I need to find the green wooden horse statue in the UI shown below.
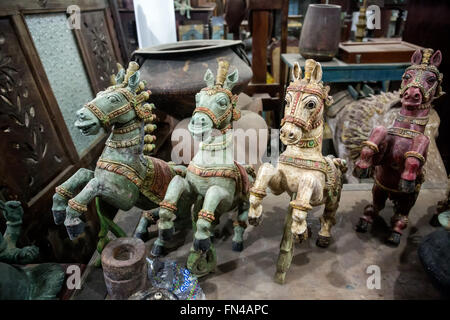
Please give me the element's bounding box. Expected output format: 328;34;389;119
151;60;255;277
52;62;191;254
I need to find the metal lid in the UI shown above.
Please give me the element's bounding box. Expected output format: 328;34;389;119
132;40;244;56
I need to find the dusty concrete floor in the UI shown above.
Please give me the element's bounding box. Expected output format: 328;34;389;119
152;188;446;300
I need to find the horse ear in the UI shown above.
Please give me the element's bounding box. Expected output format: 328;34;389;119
292;62;302;81
127;71;140;92
411;49;423;65
224;69;239;90
204;69;215;88
430;50;442;67
115;68;125;84
310;61;323;83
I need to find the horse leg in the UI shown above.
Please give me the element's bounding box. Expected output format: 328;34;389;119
290;173;320;242
52;168;94;225
151;175;192;257
248;163;282;226
274;194;296;285
356;184;388;233
387;190;419;246
354;126;387;178
193;185;231;252
187;185;230;277
64;177;100;240
231;200;249;252
317;193;341;248
134;207;159;241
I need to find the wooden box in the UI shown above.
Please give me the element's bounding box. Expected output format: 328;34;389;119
338;41;423;64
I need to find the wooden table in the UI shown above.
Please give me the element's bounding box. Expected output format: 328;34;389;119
281;53;410;91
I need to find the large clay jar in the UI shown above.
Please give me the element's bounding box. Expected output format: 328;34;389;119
101;238;147;300
132;40;252;120
299;4;342;61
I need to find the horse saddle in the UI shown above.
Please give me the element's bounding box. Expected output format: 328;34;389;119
187;161;255;198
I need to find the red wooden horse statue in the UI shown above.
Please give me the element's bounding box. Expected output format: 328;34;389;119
354;48;444;246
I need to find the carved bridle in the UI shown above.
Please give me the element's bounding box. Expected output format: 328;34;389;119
193;86;240;133
85;87;152;129
400;65;443;106
281;84;328;132
400;48;444;106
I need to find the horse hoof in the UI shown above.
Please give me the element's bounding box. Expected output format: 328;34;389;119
293;232;307;244
66;221;85;240
52;210;66;225
248;217;261;226
316;235;331;248
399;179;415;193
386;232;401;246
353;166;370;179
194;238;211;252
151;244;165;257
274;272;286;285
231;241;243;252
134;232;149;242
159;227;174;241
356;218;369;233
429;214;441;227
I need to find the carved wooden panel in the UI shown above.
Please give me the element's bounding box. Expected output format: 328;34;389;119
0;17;70;203
78;10;119;92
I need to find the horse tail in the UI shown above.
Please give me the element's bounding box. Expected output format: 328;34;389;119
333;158;348;174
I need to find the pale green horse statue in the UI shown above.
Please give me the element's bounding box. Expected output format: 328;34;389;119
51;62;191;254
152;61;255;277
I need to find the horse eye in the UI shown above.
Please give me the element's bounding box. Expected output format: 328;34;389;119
306;101;316;109
427;76;436;83
108;96;118;103
403;74;411;80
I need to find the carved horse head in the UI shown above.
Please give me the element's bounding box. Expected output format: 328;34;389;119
75;62;154;136
280;59;332;146
400;48;444;109
188;60;240;139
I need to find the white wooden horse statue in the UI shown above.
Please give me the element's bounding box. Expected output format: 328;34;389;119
248;59;347;284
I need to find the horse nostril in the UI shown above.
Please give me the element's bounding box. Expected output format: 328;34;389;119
201;118;205;123
289;132;294;138
413;93;420;99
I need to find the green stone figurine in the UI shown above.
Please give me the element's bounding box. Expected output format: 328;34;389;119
0;200;39;264
0;200;65;300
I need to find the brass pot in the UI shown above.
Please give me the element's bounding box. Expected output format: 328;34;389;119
299;4;342;61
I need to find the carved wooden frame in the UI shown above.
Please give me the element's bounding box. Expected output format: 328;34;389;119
0;0;123;262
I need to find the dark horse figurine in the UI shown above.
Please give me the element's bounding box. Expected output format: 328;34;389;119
354;48;444;246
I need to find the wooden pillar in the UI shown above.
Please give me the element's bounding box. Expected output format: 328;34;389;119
251;10;269;83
